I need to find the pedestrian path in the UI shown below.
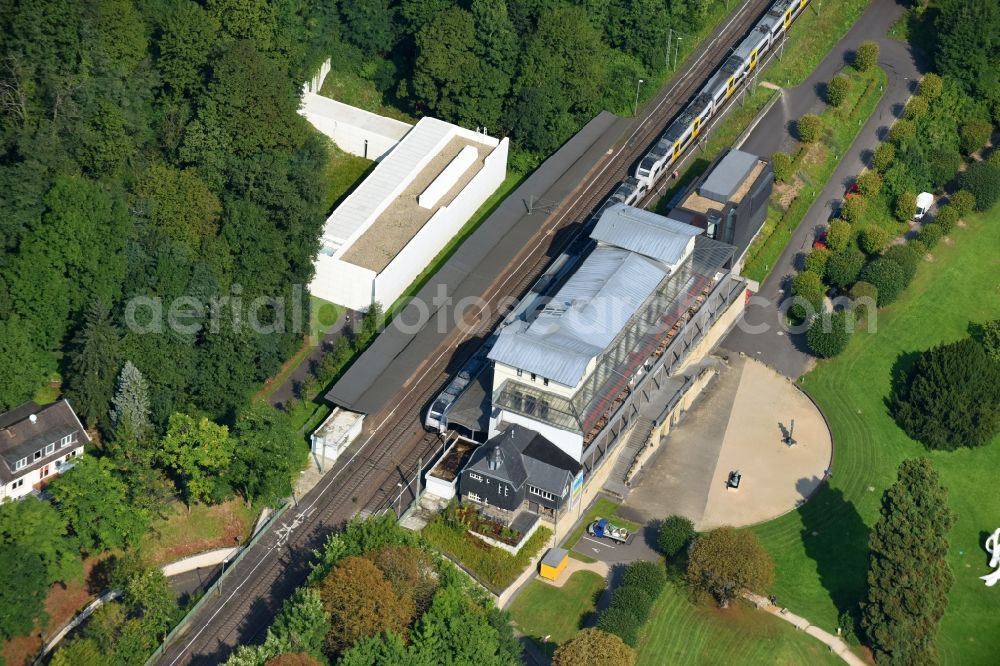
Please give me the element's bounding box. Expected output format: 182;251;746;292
538;558;610;589
743;592;868;666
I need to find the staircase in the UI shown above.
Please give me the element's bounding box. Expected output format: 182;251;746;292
603;417;655;499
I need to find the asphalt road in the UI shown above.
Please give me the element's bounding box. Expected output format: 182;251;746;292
725;0;925;378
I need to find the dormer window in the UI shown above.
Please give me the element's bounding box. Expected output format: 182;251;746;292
45;443;55;455
60;434;73;448
14;458;26;471
33;450;42;461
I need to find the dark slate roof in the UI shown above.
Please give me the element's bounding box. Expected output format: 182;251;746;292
465;424;582;496
0;400;89;484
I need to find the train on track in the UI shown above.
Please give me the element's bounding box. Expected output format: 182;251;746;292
425;0;812;433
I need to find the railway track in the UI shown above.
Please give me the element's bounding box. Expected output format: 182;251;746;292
157;1;781;662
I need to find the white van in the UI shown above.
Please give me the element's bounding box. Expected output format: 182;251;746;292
915;192;934;220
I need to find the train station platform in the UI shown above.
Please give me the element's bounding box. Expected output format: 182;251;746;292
325;111;634;418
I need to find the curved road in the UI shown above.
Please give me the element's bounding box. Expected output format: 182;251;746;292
724;0;925;378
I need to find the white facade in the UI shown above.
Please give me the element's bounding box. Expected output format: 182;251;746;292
1;445;84;501
308;115;509;311
300;93;412;162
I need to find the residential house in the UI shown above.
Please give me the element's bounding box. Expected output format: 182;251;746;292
0;400;89;501
459;424;582;521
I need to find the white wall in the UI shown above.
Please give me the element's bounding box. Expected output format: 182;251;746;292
492;362;578;401
497;408;584;462
300;93;412;163
372;138;509;310
1;446;84;501
309;253;377;311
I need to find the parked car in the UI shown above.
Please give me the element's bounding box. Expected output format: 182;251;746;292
587;518;630;544
813;230;828;250
845;182;860;199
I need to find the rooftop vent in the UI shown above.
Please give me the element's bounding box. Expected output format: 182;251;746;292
28;414;37;424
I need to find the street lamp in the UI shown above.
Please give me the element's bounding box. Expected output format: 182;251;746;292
396;482;404;517
634;78;645;117
675;37;682;70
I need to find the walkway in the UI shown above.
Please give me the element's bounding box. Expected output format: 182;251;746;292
266;310;352;409
620;355;831;530
725;0;925;378
538;558;609;589
743;592;868;666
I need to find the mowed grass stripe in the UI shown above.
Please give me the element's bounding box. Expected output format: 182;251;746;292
752;208;1000;664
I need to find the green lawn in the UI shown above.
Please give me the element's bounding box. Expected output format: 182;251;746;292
752;208;1000;664
321;139;373;214
509;571;606;652
636;583;846;666
563;496;642;556
141;499;258;566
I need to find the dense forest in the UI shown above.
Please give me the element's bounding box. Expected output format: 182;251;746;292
0;0;720;427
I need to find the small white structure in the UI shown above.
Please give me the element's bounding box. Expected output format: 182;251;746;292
310;407;365;464
915;192;934;219
982;528;1000;587
307;115;509;311
0;400;89;501
300;93;412;162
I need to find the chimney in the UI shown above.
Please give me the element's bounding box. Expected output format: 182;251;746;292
29;414;37;424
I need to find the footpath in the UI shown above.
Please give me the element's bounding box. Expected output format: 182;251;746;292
743;592;868;666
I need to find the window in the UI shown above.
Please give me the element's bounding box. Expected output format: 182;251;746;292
530;373;537;381
33;450;42;461
14;458;26;471
60;434;73;448
503;484;509;497
516;368;523;377
44;443;55;455
469;472;483;482
467;492;481;503
10;479;23;490
543;378;549;386
40;466;49;479
528;485;557;501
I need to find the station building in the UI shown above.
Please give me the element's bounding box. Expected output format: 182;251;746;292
486;203;749;483
668;148;772;271
301;95;509;311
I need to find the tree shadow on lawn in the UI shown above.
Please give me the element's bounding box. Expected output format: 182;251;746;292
883;349;921;423
796;480;869;620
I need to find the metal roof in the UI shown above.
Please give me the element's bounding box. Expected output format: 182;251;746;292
591;203;702;267
700;149;758;202
320;117;491;249
488;245;668;386
465;424;579;495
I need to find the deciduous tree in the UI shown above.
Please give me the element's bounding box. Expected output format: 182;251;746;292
658;515;696;558
0;543;48;641
686;527;774;607
230;402;301;507
553;628;635;666
159;412;234;506
807;311;853;358
0;497;81;585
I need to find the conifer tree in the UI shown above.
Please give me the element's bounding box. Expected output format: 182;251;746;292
862;458;955;665
109;361;152;444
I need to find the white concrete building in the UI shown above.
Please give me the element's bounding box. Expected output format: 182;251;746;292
0;400;89;501
307;115;509;311
310;407;364;464
300;93;412;162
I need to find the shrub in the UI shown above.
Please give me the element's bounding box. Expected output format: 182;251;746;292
596;606;641;647
960;161;1000;210
872;143;895;173
856;171;882;198
888;119;915;144
858;225;890;254
611;585;653;619
883;244;920;283
893;191;916;222
826;219;852;253
824;246;865;289
622;561;666;599
803;247;830;276
771;151;793;183
553;629;636;666
658;515;696;558
959;119;993;155
849;281;878;322
918;73;942;100
903;96;928;121
859;257;907;305
917;223;943;248
687;528;774;607
926;147;962;189
990;149;1000;166
854;41;879;72
933;205;958;233
826;75;850;107
807;311;853;358
892;338;1000;450
796;114;822;143
841;195;867;224
949;190;976;217
790;271;825;322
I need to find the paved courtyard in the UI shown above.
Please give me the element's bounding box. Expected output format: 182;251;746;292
620;354;832;530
